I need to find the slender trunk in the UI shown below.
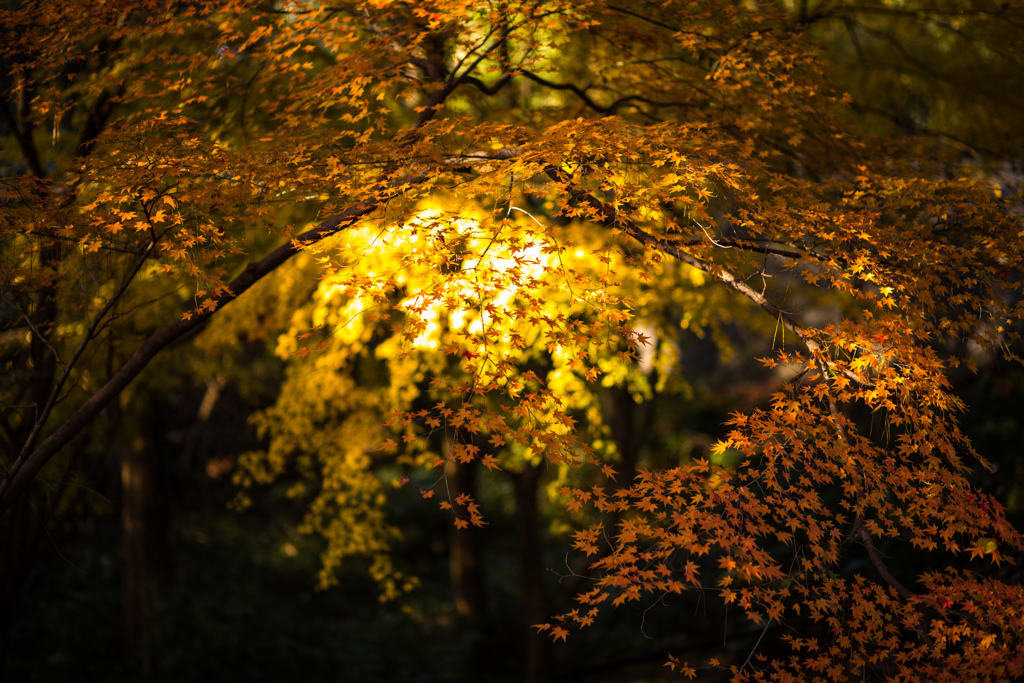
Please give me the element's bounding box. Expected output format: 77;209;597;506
0;141;59;673
447;458;488;679
513;461;550;683
449;459;485;622
601;385;651;486
121;404;170;673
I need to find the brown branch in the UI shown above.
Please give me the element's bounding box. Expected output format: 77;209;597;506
4;240;157;494
459;73;515;97
543;165;921;600
685;238;804;259
520;70;694;115
543;165;815;344
0;185;407;515
854;513;916;600
412;22;510;129
408;56;447;84
545;167;876;388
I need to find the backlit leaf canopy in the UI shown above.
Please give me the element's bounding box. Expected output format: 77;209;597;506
3;0;1024;679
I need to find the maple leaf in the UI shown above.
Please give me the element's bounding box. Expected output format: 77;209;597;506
5;2;1024;679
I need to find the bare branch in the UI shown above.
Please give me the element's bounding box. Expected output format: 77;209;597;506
520;70;695;115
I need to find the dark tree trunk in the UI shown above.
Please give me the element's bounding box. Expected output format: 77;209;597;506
447;457;489;678
0;181;60;677
448;459;486;623
121;404;170;673
600;385;652;486
513;461;551;683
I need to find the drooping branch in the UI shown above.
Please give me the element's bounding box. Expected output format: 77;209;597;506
544;164;919;600
542;165;815;345
542;165;875;387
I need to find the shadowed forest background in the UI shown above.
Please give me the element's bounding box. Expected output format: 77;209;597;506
3;1;1024;681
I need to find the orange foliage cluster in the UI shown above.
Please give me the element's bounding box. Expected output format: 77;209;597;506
3;0;1024;678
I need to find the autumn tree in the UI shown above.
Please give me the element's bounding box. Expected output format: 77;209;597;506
3;0;1024;680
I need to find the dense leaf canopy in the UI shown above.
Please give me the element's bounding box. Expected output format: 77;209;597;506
3;0;1024;680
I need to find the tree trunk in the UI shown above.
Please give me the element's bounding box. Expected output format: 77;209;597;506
447;457;489;678
448;459;486;623
601;385;650;485
121;404;170;673
0;221;59;676
513;461;551;683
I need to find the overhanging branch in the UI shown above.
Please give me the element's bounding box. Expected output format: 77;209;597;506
542;165;815;345
543;165;917;602
0;142;530;515
0;190;394;515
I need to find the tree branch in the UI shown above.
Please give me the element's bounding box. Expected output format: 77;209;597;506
543;167;919;604
543;165;816;344
543;165;876;388
854;512;916;600
0;183;411;515
2;240;157;497
520;70;694;115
